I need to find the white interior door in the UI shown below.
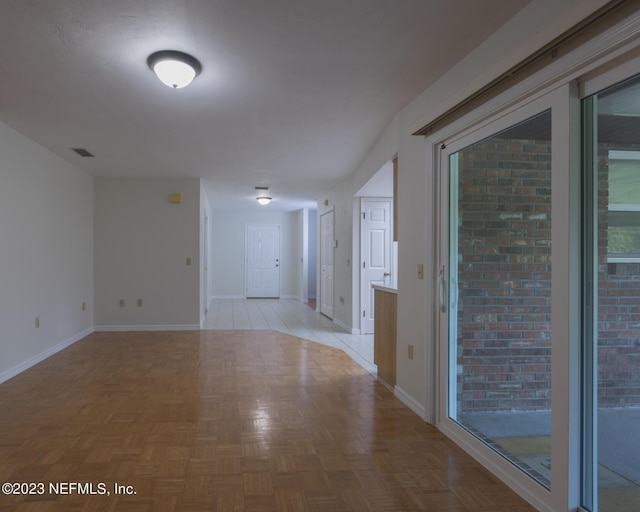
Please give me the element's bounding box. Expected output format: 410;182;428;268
360;198;392;334
320;209;334;318
246;224;280;298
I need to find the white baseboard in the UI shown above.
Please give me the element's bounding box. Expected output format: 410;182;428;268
331;318;361;335
210;295;245;299
394;385;427;421
377;376;395;393
94;324;200;332
0;327;94;385
332;318;353;333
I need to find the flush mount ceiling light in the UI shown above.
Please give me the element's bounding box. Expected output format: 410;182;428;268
147;50;202;89
255;186;272;205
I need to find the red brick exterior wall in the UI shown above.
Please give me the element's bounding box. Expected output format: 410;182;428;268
455;138;640;414
456;137;552;414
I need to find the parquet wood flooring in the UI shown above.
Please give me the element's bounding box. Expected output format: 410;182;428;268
0;330;535;511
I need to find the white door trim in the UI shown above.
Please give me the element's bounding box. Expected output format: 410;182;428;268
319;208;335;319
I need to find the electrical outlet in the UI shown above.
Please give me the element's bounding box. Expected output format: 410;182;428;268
186;257;192;266
35;317;40;328
408;344;414;360
119;299;125;307
417;264;424;279
137;299;143;307
339;296;344;304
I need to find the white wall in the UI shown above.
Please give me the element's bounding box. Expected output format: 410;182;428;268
394;0;611;423
0;121;94;382
308;209;317;300
316;118;399;331
318;178;355;328
294;207;318;303
320;0;609;421
200;185;212;324
211;210;300;299
94;177;201;329
296;209;308;302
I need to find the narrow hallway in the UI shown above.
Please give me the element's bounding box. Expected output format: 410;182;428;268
203;299;375;375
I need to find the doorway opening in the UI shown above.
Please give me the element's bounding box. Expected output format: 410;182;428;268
355;160;396;334
319;209;334;318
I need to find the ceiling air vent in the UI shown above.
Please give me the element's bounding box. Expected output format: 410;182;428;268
71;148;94;157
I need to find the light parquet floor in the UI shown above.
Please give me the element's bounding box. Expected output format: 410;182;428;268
0;330;535;511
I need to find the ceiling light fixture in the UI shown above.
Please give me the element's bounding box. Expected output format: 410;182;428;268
255;186;271;205
147;50;202;89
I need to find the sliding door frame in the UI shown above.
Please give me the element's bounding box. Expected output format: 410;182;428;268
433;84;581;512
580;57;640;512
421;8;640;510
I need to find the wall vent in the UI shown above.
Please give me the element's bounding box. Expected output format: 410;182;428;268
71;148;94;157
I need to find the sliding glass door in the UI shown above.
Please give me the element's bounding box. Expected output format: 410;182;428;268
445;110;553;487
582;73;640;512
431;13;640;510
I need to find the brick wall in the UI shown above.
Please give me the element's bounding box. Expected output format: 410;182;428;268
456;136;552;414
455;138;640;414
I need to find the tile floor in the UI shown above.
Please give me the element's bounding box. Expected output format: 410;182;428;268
203;299;376;375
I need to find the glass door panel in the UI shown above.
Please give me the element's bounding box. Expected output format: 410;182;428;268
448;110;552;487
583;74;640;512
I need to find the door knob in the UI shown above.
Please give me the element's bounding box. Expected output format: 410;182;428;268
383;272;390;277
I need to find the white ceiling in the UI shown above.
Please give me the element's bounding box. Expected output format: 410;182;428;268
0;0;530;211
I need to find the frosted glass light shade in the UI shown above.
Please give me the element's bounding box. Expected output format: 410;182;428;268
147;50;202;89
257;196;272;205
153;60;196;88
